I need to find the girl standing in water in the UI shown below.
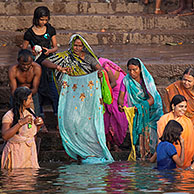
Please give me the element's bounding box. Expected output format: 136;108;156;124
1;87;43;169
156;120;184;170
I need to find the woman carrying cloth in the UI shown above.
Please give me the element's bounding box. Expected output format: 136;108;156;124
42;34;115;90
157;95;194;168
163;67;194;125
118;58;163;160
42;34;114;164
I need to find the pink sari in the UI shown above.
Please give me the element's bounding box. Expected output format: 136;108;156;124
99;57;128;146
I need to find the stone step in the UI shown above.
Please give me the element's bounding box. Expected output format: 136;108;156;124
0;1;146;16
0;14;193;32
1;28;194;47
1;45;193;83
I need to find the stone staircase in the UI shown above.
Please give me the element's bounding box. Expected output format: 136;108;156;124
0;0;194;163
0;0;194;46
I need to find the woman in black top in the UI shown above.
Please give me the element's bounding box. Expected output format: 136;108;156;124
22;6;59;130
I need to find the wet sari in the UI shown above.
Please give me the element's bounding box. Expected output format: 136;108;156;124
1;109;39;169
58;72;114;164
98;57;128;146
123;58;163;159
49;34;114;164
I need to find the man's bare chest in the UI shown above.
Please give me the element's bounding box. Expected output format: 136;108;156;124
16;70;34;84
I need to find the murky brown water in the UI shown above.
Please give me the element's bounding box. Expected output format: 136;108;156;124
0;161;194;193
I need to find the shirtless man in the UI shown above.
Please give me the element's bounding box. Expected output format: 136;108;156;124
8;49;48;132
9;49;41;96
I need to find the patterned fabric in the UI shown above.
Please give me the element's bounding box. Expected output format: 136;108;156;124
123;58;163;158
48;34;99;91
58;71;114;164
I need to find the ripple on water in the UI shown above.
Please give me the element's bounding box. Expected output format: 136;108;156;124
0;161;194;193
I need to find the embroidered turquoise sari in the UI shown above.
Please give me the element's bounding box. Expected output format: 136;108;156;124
123;58;163;158
58;69;114;164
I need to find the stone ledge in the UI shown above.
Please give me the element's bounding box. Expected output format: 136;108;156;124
0;14;193;32
0;1;145;16
1;29;194;47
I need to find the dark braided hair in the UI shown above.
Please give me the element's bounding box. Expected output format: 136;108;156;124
12;87;32;127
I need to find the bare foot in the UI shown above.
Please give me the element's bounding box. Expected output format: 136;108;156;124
155;9;165;14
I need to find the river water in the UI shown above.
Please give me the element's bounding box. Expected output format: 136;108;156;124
0;161;194;193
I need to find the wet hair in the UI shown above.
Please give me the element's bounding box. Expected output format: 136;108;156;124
170;94;187;111
33;6;50;26
183;67;194;78
12;87;32;127
159;120;183;144
127;58;141;70
17;49;33;62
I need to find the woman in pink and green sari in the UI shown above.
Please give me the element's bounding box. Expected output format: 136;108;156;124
99;58;128;151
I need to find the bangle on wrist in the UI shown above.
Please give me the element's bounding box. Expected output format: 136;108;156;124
18;119;23;126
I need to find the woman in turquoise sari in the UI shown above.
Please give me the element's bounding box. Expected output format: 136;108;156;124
118;58;163;160
42;34;114;164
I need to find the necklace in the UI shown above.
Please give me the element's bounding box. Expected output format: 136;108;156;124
33;26;46;34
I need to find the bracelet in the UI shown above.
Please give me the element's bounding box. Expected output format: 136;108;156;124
18;119;23;126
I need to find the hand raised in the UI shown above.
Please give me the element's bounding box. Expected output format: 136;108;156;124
34;117;44;126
